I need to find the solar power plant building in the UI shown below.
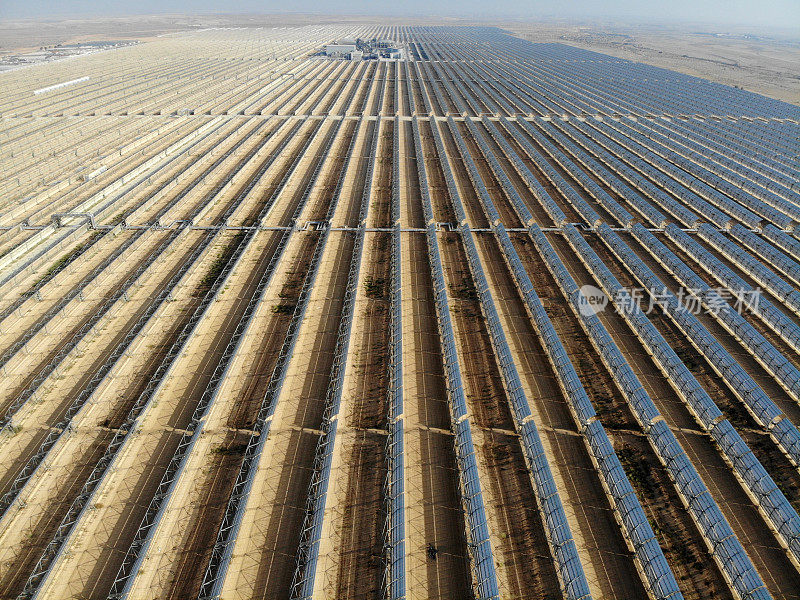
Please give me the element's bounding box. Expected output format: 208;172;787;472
0;24;799;600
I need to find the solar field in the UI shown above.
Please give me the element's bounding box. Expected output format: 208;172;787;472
0;24;799;600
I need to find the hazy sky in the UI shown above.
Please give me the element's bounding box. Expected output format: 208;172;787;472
1;0;799;29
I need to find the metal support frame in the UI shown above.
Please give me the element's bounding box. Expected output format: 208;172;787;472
383;114;406;600
531;223;770;600
197;115;351;599
292;115;377;598
108;115;341;598
410;116;500;600
18;115;315;600
441;116;593;600
567;223;800;565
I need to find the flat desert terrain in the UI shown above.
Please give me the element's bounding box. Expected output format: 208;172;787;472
503;20;800;105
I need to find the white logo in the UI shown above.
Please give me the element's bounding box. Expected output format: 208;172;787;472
578;285;608;316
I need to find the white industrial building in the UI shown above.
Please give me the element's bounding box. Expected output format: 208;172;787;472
324;43;357;58
323;38;405;61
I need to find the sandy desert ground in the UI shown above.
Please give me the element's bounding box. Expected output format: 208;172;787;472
502;20;800;106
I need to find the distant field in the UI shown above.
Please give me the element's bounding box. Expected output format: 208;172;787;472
0;13;456;52
2;14;798;105
503;21;800;105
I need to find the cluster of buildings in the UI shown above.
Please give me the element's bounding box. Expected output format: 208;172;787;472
0;40;137;73
323;38;404;61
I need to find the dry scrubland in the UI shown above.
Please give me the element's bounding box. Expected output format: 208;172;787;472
0;22;798;600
